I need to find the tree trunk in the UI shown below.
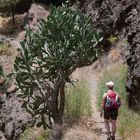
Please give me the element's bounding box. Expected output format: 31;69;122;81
50;87;62;125
49;124;63;140
11;7;15;25
12;13;15;25
59;83;65;116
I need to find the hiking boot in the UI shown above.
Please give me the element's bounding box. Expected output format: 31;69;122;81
107;132;111;140
111;136;115;140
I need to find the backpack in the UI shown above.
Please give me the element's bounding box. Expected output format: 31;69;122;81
105;90;121;110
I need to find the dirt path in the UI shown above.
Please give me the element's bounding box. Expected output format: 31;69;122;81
76;64;108;140
85;66;107;140
83;63;122;140
64;62;122;140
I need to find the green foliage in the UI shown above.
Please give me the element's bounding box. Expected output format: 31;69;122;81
64;82;92;122
13;5;102;128
97;61;140;139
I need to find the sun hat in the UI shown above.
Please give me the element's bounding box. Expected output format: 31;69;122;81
106;81;114;87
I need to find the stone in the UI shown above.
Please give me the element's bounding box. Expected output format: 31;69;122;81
0;95;34;140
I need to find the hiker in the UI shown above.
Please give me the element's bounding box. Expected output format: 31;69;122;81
100;81;121;140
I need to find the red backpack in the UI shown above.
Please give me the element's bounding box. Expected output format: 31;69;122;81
105;90;121;110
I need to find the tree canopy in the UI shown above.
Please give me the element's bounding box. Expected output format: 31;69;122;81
0;0;19;14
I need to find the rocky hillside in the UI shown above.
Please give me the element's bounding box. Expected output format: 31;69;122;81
81;0;140;110
0;3;50;139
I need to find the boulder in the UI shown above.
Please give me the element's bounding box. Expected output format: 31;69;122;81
0;95;34;140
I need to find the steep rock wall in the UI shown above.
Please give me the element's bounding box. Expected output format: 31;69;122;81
82;0;140;109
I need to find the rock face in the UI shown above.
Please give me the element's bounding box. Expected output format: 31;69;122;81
0;96;34;140
82;0;140;109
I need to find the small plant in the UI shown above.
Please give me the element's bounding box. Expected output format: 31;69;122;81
0;42;10;55
108;35;118;43
123;38;128;45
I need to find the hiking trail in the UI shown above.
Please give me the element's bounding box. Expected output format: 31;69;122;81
64;63;122;140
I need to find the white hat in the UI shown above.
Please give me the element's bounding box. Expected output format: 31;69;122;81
106;81;114;87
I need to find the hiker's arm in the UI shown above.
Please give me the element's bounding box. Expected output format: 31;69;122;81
116;92;121;107
100;94;106;117
118;95;121;107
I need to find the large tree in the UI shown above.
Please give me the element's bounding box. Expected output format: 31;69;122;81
0;0;32;24
13;5;102;129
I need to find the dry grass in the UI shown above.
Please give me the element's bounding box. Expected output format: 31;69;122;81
64;82;92;124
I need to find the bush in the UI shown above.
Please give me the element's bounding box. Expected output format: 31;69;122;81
97;61;140;139
64;82;92;123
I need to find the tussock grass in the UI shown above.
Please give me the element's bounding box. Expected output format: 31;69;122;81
97;61;140;139
64;82;92;123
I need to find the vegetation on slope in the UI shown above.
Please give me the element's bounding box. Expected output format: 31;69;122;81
97;61;140;139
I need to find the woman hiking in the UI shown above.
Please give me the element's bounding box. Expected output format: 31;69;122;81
100;81;121;140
